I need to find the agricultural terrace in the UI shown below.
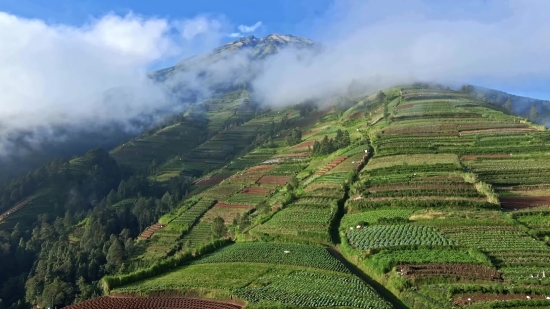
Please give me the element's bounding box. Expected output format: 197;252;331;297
63;297;242;309
251;197;339;244
113;263;391;309
193;243;349;273
364;154;460;171
133;198;216;261
346;225;453;250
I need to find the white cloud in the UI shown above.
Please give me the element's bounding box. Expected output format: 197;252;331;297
229;32;241;38
0;11;232;156
251;0;550;106
238;21;262;33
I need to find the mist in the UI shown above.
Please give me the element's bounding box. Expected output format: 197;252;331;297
1;0;550;158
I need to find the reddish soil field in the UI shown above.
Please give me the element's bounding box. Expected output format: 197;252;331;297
454;293;547;306
0;199;31;222
273;152;311;158
459;127;537;135
316;156;348;175
461;154;512;161
138;223;166;239
304;128;320;135
292;141;316;150
215;202;254;210
246;165;276;172
347;112;365;119
398;264;501;281
63;296;242;309
240;187;270;195
500;196;550;209
257;175;291;185
395;104;414;110
196;175;231;186
369;183;471;193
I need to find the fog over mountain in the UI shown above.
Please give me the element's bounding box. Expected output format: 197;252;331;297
1;0;550;179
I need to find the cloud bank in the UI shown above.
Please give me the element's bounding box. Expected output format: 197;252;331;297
252;0;550;106
1;0;550;156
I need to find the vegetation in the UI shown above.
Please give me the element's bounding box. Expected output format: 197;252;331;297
3;81;550;309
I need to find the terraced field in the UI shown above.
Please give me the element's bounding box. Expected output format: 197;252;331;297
72;86;550;309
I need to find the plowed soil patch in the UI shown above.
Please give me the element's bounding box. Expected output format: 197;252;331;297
398;264;501;281
240;187;270;195
316;156;348;175
196;175;231;186
63;296;242;309
347;112;365;119
455;293;546;306
459;127;537;135
369;183;471;193
461;154;512;161
138;223;166;239
500;196;550;209
395;104;414;110
0;198;31;222
292;141;315;150
246;165;276;172
215;202;254;210
257;175;291;185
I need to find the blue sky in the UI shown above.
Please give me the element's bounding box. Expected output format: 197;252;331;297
0;0;549;119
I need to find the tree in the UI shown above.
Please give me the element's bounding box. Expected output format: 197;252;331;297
530;104;539;122
376;91;386;103
212;216;227;238
460;84;475;94
63;211;74;228
504;98;512;113
286;128;302;146
106;238;124;266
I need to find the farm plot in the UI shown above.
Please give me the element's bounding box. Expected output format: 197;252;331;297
214;202;254;210
365;154;460;171
316;156;348;175
460;154;512;161
439;226;550;266
329;153;366;173
499;266;550;283
0;198;31;222
193;243;350;273
313;172;350;184
235;270;392;309
341;209;416;228
397;264;502;281
302;183;344;199
500;196;550;209
180;221;213;250
199;184;242;201
257;175;291;186
63;297;242;309
366;249;484;274
201;206;250;224
291;140;316;150
240;187;270;195
252;206;335;243
226;193;266;206
265;163;306;175
346;225;453;250
114;263;276;294
169;199;217;230
195;172;234;186
138;223;166;239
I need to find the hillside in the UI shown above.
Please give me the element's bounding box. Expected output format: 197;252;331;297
2;35;550;309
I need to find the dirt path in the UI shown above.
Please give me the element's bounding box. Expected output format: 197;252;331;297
327;247;409;309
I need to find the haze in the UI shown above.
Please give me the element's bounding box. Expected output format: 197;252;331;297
0;0;548;155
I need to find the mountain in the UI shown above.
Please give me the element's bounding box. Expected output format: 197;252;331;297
2;35;550;309
0;34;318;185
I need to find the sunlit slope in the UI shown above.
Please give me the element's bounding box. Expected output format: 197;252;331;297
341;86;550;309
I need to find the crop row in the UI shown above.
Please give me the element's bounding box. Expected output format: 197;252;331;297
170;199;217;230
234;270;392;309
193;243;349;273
440;228;550;252
347;225;453;250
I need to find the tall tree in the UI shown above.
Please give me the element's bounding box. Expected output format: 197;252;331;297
530;104;539;122
503;98;512;113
